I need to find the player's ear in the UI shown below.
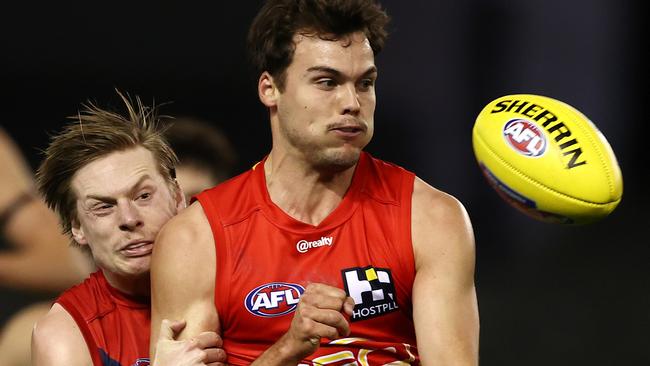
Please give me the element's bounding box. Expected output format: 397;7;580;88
71;219;88;246
173;179;186;210
258;71;279;107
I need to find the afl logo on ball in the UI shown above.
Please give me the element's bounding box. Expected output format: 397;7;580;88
245;282;304;318
503;119;547;157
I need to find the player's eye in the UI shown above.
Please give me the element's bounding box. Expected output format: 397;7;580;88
92;203;114;215
316;78;337;89
358;78;375;91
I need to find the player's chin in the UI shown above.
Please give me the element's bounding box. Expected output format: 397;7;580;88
122;256;152;276
315;147;363;171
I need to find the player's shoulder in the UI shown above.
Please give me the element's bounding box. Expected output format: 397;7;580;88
364;153;414;178
412;176;469;222
411;177;475;270
361;153;415;204
154;201;216;274
193;165;261;222
57;271;109;311
156;201;208;241
32;303;92;365
33;303;75;339
198;164;256;201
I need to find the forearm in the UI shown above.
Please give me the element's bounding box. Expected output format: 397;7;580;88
413;265;479;365
414;290;478;365
250;334;303;366
250;283;354;366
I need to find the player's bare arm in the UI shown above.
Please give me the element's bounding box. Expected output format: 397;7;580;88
150;202;220;359
32;304;93;366
411;177;479;365
153;319;226;366
152;201;350;366
32;304;226;366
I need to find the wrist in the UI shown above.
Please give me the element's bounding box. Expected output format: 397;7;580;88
254;334;305;366
277;336;304;364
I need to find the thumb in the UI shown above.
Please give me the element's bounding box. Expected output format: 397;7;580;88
158;319;187;341
343;297;356;316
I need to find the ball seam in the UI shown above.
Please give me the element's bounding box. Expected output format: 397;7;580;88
555;100;618;199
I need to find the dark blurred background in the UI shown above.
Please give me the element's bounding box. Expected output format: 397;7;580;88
1;1;647;365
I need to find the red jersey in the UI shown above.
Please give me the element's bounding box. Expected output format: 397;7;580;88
56;270;150;366
196;152;420;365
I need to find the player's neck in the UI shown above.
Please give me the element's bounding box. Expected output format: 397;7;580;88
264;151;356;226
103;270;150;298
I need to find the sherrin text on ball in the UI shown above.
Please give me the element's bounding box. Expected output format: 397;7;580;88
472;94;623;224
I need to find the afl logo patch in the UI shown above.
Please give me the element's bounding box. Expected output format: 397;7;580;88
245;282;304;318
503;119;547;157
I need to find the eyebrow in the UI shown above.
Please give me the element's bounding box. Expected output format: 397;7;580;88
306;66;378;78
84;175;154;203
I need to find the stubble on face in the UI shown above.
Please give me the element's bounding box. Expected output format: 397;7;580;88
71;147;180;278
275;32;376;174
279;119;364;172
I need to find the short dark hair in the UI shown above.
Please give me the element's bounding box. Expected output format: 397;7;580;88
247;0;390;90
36;92;178;243
162;117;238;183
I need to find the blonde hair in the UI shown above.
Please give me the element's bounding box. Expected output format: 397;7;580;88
36;91;178;243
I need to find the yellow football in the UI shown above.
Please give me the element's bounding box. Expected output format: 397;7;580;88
472;94;623;224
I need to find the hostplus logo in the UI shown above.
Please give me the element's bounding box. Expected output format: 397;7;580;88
296;236;333;253
342;266;398;322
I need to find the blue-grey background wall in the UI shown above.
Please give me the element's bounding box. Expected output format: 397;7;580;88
1;1;647;364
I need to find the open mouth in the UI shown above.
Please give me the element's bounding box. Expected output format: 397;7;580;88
121;241;153;257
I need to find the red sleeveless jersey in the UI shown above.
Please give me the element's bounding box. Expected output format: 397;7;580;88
56;270;150;366
196;152;420;365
